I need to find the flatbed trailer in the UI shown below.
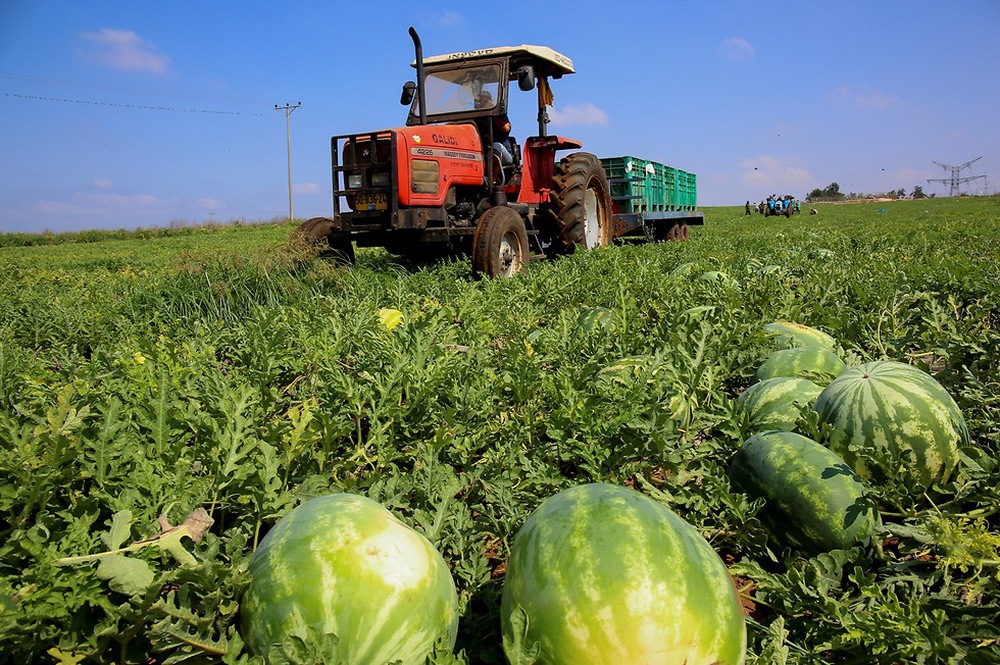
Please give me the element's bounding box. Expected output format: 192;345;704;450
612;209;706;241
600;155;705;241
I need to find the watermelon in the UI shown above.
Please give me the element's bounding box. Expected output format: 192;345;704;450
500;483;746;665
699;270;739;290
763;321;836;350
576;306;617;333
728;431;878;554
736;377;823;433
596;355;660;387
754;347;847;384
240;494;459;664
814;360;968;490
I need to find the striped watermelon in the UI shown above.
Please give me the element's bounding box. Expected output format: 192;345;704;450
736;377;823;433
500;483;746;665
576;306;618;333
763;321;836;350
699;270;740;290
728;431;878;554
754;347;847;384
814;360;969;490
240;494;459;664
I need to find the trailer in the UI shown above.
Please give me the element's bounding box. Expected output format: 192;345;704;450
600;156;705;242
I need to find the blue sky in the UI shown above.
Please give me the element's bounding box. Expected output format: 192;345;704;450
1;1;998;233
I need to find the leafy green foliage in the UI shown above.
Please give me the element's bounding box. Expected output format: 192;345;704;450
1;198;998;663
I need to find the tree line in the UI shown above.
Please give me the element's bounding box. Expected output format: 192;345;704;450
806;182;931;202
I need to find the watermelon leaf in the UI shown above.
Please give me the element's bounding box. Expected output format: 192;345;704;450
501;605;540;665
96;554;154;596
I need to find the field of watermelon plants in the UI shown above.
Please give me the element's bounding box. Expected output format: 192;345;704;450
1;197;998;663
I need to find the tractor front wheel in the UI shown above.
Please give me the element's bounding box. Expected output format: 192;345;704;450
293;217;355;265
472;206;529;278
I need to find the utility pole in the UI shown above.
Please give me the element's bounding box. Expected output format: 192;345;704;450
275;102;301;221
927;156;986;197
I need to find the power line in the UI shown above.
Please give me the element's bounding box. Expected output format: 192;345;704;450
2;92;264;116
927;156;986;197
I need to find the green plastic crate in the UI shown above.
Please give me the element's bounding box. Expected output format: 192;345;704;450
601;156;670;213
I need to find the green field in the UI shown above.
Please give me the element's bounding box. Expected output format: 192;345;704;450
2;197;998;663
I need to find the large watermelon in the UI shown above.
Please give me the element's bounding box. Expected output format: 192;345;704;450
500;483;746;665
728;431;878;554
736;377;823;433
754;347;847;384
814;360;968;490
240;494;459;664
762;321;836;350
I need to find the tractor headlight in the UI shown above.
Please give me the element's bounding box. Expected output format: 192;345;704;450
371;171;391;188
347;174;363;189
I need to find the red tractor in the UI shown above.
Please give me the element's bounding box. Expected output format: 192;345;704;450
298;28;695;277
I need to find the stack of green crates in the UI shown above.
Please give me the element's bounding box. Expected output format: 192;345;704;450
600;156;696;212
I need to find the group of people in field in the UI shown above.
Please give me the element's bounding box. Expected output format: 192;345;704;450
745;195;801;216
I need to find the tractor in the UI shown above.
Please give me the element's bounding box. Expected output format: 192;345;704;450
297;27;696;277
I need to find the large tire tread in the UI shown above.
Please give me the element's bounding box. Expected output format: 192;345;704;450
547;153;612;253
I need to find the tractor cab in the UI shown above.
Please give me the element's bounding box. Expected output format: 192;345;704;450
400;35;578;200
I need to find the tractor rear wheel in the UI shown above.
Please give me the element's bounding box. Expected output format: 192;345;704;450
548;152;613;253
472;206;529;278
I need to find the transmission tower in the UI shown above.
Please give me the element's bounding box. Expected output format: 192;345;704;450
927;156;986;197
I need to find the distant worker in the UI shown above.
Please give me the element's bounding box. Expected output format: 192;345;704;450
745;200;751;216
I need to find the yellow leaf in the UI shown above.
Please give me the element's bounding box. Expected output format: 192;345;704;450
378;308;404;331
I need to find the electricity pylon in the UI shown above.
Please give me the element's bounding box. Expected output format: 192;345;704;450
927;156;986;197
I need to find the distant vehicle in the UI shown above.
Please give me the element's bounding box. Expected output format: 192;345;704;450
297;28;704;277
765;195;798;218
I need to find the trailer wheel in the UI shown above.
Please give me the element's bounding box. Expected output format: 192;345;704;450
472;206;529;278
548;152;612;253
679;222;689;240
293;217;355;265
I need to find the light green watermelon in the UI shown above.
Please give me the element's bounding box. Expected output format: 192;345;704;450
501;483;746;665
596;355;661;388
737;377;823;433
763;321;837;350
699;270;740;290
728;431;878;554
755;347;847;384
814;360;969;490
241;494;459;664
576;306;617;333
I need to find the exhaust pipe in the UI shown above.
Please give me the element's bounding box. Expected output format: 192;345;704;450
408;27;427;126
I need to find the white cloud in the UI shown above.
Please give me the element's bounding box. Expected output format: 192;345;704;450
34;192;165;217
196;198;225;210
548;102;608;127
739;155;813;193
720;37;755;60
91;178;115;189
833;85;897;110
79;28;170;74
294;182;322;195
434;11;463;27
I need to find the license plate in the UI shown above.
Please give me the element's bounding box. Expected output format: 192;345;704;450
353;193;387;211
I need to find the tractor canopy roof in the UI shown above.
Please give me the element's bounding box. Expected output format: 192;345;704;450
414;45;574;78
